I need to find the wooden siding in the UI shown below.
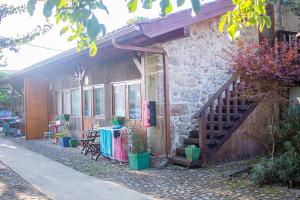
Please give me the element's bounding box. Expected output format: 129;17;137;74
45;53;145;139
210;102;273;164
24;75;49;139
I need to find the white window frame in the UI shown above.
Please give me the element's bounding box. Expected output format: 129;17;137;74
83;86;93;117
62;89;71;115
93;84;105;118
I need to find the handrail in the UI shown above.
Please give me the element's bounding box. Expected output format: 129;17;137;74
195;76;236;118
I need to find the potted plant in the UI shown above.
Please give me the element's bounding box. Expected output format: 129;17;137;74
112;116;125;128
128;132;150;170
184;145;201;161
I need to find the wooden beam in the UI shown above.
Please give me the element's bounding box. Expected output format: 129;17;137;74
131;53;143;74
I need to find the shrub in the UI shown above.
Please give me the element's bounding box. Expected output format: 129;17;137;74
251;105;300;187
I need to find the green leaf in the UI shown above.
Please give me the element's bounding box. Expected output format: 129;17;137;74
99;24;106;35
96;1;109;14
89;42;97;56
219;15;227;32
177;0;185;7
191;0;201;15
127;0;137;13
27;0;37;16
87;15;101;40
71;8;91;22
43;0;54;18
264;16;271;28
143;0;153;9
60;26;69;35
67;35;77;41
160;0;172;16
227;24;237;40
50;0;61;6
56;13;61;24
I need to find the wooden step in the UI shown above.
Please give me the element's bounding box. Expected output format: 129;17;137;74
207;113;241;121
206;121;234;129
169;156;201;168
215;104;251;113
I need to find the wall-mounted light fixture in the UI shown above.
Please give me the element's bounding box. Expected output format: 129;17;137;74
74;65;86;86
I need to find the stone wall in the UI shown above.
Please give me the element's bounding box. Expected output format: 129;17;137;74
145;17;259;154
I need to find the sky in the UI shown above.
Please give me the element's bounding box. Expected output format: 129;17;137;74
0;0;196;70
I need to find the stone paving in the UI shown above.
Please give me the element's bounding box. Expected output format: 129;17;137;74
6;137;300;200
0;161;50;200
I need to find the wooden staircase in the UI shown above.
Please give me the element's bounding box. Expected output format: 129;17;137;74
170;77;257;167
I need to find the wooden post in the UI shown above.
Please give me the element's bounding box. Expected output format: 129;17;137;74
225;88;230;122
199;115;207;164
218;95;223;133
233;80;238;116
80;83;84;131
209;103;214;143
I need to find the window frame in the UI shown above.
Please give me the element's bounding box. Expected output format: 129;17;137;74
83;86;93;117
55;91;63;115
62;89;71;115
93;84;105;118
70;87;80;117
111;80;141;121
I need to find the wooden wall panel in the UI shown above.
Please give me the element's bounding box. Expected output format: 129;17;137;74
210;102;274;164
24;76;49;139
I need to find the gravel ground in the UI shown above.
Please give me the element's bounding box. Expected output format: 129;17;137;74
6;136;300;200
0;160;50;200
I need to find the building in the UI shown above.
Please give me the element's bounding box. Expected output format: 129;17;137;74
1;0;299;165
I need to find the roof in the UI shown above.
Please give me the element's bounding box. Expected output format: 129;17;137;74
1;0;233;84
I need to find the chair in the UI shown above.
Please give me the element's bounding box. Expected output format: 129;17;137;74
55;122;70;144
44;121;56;142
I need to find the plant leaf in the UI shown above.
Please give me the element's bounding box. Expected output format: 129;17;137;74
27;0;37;16
43;0;54;18
87;15;101;40
219;15;227;32
60;26;69;35
89;42;97;56
191;0;201;15
160;0;172;16
71;8;91;22
127;0;137;13
96;1;109;14
143;0;153;9
177;0;185;7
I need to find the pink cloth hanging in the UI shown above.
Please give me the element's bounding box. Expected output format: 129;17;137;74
113;129;128;162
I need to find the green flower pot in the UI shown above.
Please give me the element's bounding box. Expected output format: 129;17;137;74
69;139;77;147
185;145;201;161
128;152;150;170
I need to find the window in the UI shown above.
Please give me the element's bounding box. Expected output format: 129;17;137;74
83;88;92;116
113;84;126;117
128;84;141;119
71;88;80;116
94;85;105;116
112;81;142;119
56;92;62;115
63;90;71;114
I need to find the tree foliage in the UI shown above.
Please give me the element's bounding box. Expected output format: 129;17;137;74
27;0;274;56
0;71;11;107
0;3;52;67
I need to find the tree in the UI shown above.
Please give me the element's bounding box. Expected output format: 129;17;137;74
0;3;52;66
0;71;11;107
26;0;277;56
126;16;149;25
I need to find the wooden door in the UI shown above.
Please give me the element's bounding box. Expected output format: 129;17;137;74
24;75;49;139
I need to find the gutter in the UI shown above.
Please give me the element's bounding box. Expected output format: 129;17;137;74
112;39;171;157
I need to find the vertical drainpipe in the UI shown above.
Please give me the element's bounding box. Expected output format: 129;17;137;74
112;39;171;156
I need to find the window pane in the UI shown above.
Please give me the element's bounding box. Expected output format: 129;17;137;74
63;91;71;114
83;89;91;116
56;92;62;115
71;89;80;116
113;85;125;117
128;84;141;119
94;87;104;116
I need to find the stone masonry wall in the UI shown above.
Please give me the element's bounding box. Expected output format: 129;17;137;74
145;17;259;154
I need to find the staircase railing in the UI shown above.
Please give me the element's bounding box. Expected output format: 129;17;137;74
195;76;241;163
